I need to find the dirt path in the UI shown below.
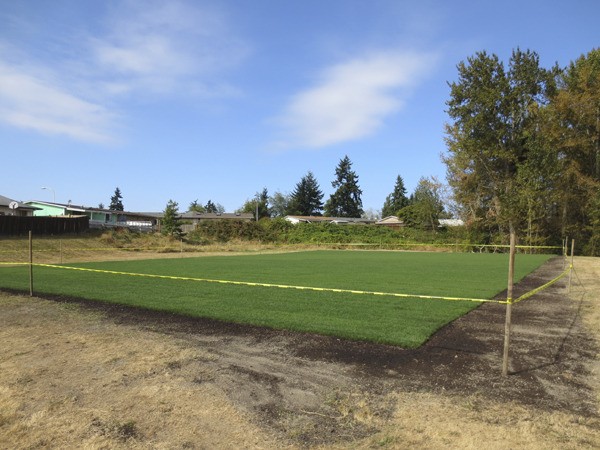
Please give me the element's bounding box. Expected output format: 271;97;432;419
1;256;599;448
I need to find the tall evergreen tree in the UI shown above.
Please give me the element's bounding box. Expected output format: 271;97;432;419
109;187;124;211
289;171;324;216
381;175;409;217
204;200;218;213
162;200;182;236
324;156;363;217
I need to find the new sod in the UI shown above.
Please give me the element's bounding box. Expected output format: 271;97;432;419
0;251;551;347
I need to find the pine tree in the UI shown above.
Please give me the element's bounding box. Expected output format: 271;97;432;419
110;187;124;211
289;171;324;216
205;200;218;213
324;156;363;217
381;175;409;217
162;200;182;236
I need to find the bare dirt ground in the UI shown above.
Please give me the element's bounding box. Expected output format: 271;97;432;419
1;256;599;449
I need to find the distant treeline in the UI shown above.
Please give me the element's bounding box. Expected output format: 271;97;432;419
182;219;557;253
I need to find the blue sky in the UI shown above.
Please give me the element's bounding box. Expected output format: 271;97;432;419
1;0;598;214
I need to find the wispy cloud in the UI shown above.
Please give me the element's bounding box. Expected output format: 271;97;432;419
91;0;249;96
273;50;437;150
0;0;247;143
0;61;115;143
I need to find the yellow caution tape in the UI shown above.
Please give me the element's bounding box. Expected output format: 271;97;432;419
11;262;499;304
316;242;563;249
513;265;572;304
1;261;571;306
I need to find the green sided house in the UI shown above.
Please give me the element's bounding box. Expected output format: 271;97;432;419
24;201;156;231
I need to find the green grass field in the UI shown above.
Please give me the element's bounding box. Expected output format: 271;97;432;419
0;250;552;347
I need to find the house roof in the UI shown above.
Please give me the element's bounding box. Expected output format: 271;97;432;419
0;195;40;210
26;200;131;215
285;215;375;224
376;216;404;225
126;212;254;220
127;212;163;219
20;200;252;221
180;212;254;220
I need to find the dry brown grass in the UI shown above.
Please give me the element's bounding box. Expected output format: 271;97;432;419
0;232;316;265
0;295;279;449
332;390;599;449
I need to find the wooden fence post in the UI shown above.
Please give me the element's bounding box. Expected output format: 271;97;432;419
29;230;34;297
502;228;516;377
568;239;575;293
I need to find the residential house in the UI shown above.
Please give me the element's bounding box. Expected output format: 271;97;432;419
24;201;156;231
0;195;40;217
284;215;375;225
375;216;405;228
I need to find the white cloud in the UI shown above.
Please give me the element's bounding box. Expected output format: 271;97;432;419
274;50;437;149
91;0;249;96
0;0;247;143
0;62;115;143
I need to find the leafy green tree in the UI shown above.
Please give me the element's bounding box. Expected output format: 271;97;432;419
399;177;444;229
162;200;182;236
239;188;270;220
381;175;409;217
189;199;205;213
444;48;555;239
289;171;324;216
110;187;124;211
324;156;363;217
514;118;561;248
586;189;600;255
547;48;600;248
269;191;291;217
